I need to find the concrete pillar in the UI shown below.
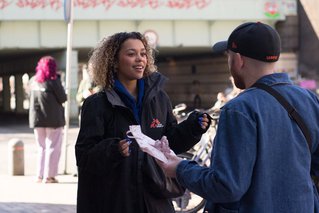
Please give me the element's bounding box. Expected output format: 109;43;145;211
69;51;79;120
54;50;79;122
2;75;11;112
15;74;24;113
8;139;24;176
54;50;79;175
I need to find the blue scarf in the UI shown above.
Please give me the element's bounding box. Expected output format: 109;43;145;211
114;79;144;124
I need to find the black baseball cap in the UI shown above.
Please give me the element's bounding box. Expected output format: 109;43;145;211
212;22;281;62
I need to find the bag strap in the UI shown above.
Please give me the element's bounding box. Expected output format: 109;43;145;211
253;83;312;152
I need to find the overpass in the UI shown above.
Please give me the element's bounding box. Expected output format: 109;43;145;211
0;0;296;119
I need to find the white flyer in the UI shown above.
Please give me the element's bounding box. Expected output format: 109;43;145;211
127;125;168;163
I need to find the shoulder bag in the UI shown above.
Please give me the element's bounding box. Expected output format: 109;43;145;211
143;154;186;199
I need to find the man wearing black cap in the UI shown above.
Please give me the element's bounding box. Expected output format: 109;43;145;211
157;22;319;212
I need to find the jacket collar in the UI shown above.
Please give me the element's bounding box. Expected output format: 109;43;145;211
144;72;167;94
104;72;167;107
254;73;293;87
104;89;125;107
114;79;144;124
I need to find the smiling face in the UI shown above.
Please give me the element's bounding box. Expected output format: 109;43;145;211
116;38;147;83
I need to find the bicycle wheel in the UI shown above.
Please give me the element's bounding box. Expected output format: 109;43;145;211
173;152;206;213
173;190;206;213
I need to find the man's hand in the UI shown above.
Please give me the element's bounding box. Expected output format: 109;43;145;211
154;136;170;155
156;149;183;178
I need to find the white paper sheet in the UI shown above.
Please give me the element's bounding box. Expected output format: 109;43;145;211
128;125;168;163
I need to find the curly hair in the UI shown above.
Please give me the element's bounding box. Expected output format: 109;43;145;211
88;32;157;89
35;56;57;83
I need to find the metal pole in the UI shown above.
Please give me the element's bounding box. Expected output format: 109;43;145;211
63;0;74;175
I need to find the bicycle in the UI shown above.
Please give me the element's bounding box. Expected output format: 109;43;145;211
172;104;220;213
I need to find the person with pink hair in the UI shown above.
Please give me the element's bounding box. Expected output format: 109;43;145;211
29;56;67;183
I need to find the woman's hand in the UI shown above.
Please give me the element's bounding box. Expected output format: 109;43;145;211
118;139;132;157
198;113;211;129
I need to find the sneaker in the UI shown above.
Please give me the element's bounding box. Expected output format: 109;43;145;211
45;177;59;183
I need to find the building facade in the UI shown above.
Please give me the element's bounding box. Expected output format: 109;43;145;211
0;0;305;119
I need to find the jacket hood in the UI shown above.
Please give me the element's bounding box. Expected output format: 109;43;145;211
144;72;167;94
105;72;168;107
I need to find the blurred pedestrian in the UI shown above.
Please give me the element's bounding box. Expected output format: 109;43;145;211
76;63;101;123
191;80;202;109
76;63;101;107
157;22;319;212
75;32;211;213
29;56;67;183
210;91;227;112
224;76;243;101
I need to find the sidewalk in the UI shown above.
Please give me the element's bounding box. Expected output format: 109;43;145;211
0;114;79;212
0;175;77;212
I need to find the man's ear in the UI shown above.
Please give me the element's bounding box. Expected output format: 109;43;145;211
234;53;244;69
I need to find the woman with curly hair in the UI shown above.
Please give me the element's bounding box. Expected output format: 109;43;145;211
29;56;67;183
75;32;211;213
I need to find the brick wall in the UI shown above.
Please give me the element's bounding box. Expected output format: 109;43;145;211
158;56;230;110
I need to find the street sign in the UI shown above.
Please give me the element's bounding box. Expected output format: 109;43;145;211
64;0;71;23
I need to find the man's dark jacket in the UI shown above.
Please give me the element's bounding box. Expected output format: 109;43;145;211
75;72;208;213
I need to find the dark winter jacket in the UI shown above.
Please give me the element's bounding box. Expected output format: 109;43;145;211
29;77;67;128
75;72;208;213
